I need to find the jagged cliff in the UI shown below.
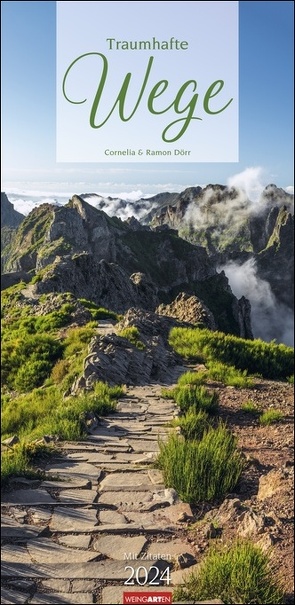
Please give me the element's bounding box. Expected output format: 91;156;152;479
1;194;252;337
148;184;294;313
1;192;25;230
1;193;25;271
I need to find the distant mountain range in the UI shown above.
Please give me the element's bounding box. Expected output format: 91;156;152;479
1;184;294;345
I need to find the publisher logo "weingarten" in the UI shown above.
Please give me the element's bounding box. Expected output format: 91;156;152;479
123;592;172;604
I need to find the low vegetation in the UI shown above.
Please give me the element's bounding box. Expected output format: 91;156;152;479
163;383;219;415
1;381;123;484
207;360;254;388
1;289;124;484
170;409;211;440
169;326;294;380
157;424;243;504
78;298;120;321
174;540;283;604
117;326;146;350
259;409;284;426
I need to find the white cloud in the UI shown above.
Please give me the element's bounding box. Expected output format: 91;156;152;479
227;166;266;202
220;258;294;346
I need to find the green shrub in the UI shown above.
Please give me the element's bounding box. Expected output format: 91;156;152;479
169;327;294;380
157;424;243;504
174;540;283;604
177;370;208;386
117;326;146;350
78;298;119;321
63;323;97;357
259;409;284;426
171;409;211;440
173;384;219;415
1;441;50;488
1;382;123;444
14;360;52;392
51;359;70;384
287;374;294;384
1;334;63;392
207;361;254;388
1;381;124;483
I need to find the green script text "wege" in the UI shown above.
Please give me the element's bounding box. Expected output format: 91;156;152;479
62;52;233;143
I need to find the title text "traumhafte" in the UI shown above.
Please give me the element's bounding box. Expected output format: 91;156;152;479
106;37;189;50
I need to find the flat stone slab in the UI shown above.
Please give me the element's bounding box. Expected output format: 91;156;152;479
99;510;129;525
171;563;199;585
2;489;55;506
61;443;106;451
163;502;194;524
5;580;35;592
40;478;92;489
1;544;32;566
45;462;102;482
99;483;163;493
68;452;153;465
1;516;46;539
126;440;160;452
97;463;145;472
42;579;71;592
27;538;97;564
29;508;52;524
2;560;154;580
148;469;164;484
71;580;96;593
67;452;118;463
93;535;147;559
98;490;153;510
1;588;30;604
87;432;127;442
50;507;98;533
30;594;93;604
123;510;177;529
146;539;195;559
58;535;91;549
58;489;97;505
99;472;150;490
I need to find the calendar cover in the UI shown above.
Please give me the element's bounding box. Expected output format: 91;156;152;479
1;3;294;605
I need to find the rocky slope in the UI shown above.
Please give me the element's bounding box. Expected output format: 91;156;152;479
1;194;252;337
147;184;294;310
144;184;294;344
1;192;25;229
1;193;25;271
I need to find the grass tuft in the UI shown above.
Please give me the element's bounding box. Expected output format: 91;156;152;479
177;370;208;386
117;326;146;350
174;540;283;604
157;424;243;504
170;409;211;440
169;326;294;380
259;409;284;426
207;361;254;388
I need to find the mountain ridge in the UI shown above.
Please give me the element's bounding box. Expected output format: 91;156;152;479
1;194;253;338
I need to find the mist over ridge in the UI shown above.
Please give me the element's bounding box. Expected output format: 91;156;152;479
1;167;294;347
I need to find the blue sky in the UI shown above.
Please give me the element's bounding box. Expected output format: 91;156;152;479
1;1;294;198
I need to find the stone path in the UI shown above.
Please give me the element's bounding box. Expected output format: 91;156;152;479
2;323;222;604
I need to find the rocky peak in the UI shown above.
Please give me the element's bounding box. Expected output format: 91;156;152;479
73;308;183;390
156;292;217;330
1;192;25;229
